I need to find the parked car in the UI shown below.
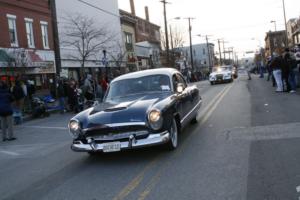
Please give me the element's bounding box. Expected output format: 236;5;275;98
68;68;202;154
209;66;233;85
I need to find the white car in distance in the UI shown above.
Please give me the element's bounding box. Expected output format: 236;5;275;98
209;66;233;85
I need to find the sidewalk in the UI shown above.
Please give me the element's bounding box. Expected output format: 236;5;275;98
248;74;300;126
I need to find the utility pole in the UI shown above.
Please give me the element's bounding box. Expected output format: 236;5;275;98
185;17;195;71
49;0;61;77
282;0;288;46
217;39;222;65
160;0;170;65
222;40;226;64
169;25;174;66
205;36;212;72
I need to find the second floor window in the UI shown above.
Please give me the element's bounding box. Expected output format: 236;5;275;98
7;15;18;47
125;32;133;51
25;19;35;48
41;21;49;49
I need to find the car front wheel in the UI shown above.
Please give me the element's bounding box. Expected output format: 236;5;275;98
166;118;178;150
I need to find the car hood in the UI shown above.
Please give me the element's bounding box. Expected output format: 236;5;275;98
77;92;171;129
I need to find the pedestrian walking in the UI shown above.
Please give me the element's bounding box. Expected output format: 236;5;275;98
270;52;284;92
0;81;16;141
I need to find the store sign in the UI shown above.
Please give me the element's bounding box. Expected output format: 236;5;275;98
31;61;51;67
26;62;55;74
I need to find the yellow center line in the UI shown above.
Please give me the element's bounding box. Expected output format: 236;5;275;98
112;83;234;200
112;158;158;200
136;83;234;200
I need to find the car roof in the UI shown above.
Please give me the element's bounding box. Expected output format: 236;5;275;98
112;68;179;83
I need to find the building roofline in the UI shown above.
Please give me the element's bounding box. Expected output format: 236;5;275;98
119;9;160;28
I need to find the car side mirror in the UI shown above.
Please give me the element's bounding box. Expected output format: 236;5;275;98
176;83;184;93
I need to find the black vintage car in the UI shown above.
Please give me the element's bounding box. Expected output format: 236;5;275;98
68;68;202;154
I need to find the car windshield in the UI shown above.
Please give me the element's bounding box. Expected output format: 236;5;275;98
105;74;171;100
212;66;232;72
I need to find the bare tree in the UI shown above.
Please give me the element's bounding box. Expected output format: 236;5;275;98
61;13;115;76
161;25;186;66
108;41;127;69
161;25;185;51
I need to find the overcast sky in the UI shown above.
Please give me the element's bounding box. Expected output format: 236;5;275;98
118;0;300;58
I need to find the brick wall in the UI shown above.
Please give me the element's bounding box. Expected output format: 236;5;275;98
0;0;53;50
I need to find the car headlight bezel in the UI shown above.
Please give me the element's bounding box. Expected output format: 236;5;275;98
68;119;81;138
148;109;163;130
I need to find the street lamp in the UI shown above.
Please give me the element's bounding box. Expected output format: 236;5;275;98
270;20;277;31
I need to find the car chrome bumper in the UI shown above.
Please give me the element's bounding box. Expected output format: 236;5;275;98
71;131;170;152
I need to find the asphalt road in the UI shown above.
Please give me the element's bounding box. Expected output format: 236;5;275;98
1;72;300;200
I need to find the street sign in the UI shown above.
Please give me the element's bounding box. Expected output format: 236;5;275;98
102;57;108;66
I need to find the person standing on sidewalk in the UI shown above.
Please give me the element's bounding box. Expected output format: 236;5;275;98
284;48;297;93
57;79;66;114
12;80;25;124
0;81;16;141
270;52;284;92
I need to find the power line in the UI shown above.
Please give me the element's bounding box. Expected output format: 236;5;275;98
77;0;120;18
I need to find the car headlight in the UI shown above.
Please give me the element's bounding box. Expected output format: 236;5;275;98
148;109;163;130
68;119;81;138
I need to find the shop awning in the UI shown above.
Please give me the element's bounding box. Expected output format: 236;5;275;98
0;49;15;67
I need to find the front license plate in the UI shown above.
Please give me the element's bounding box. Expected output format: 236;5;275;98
103;142;121;152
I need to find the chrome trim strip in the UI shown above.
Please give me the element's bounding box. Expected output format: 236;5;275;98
180;99;202;124
71;131;170;152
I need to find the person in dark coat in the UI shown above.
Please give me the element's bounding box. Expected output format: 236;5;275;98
67;80;78;113
0;81;16;141
12;80;25;124
57;79;66;114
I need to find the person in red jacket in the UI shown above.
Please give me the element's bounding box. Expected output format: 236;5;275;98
100;76;108;94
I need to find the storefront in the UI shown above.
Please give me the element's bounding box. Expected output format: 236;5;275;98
0;48;56;90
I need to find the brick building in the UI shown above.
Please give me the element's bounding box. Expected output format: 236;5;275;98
0;0;56;89
119;0;161;70
264;30;286;57
290;17;300;46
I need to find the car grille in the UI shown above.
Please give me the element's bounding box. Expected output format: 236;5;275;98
89;131;149;142
216;74;223;79
84;125;149;141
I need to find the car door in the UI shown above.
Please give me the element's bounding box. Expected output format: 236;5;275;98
172;73;190;125
177;73;201;125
